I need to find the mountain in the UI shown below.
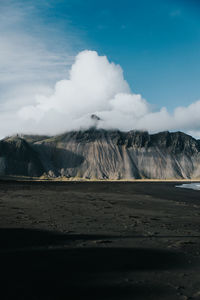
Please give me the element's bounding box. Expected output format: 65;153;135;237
0;136;44;177
0;130;200;179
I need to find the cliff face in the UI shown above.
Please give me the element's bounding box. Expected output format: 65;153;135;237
0;136;44;177
1;130;200;179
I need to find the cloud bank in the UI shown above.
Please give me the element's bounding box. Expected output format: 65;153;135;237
1;50;200;138
0;0;77;119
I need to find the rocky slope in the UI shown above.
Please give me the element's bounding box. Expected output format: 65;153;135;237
0;130;200;179
0;136;44;177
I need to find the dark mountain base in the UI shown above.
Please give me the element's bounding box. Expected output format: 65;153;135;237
0;181;200;299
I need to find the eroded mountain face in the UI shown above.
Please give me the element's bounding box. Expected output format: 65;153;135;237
0;130;200;179
0;136;44;177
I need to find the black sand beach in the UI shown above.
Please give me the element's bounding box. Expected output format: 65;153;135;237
0;181;200;299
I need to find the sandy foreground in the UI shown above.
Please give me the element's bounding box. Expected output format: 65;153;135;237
0;181;200;300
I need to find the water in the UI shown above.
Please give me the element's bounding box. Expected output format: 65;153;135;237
176;183;200;191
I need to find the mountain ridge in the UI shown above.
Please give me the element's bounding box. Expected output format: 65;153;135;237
1;129;200;180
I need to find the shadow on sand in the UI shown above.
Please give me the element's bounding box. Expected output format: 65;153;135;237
0;228;188;300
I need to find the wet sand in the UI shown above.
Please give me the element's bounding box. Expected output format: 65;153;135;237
0;181;200;299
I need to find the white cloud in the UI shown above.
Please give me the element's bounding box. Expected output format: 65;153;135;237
17;50;130;131
1;3;200;139
0;0;78;114
0;49;199;138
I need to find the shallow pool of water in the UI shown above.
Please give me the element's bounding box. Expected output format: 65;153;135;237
176;183;200;191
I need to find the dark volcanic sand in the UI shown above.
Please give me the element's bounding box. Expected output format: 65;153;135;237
0;181;200;300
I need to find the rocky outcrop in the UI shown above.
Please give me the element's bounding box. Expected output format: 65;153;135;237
0;136;44;177
1;130;200;179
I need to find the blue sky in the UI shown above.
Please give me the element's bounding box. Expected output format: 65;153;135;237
1;0;200;137
14;0;200;111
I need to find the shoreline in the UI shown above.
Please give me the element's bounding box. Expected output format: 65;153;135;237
1;175;200;182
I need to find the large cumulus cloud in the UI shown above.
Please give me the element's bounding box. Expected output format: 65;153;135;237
2;50;200;138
